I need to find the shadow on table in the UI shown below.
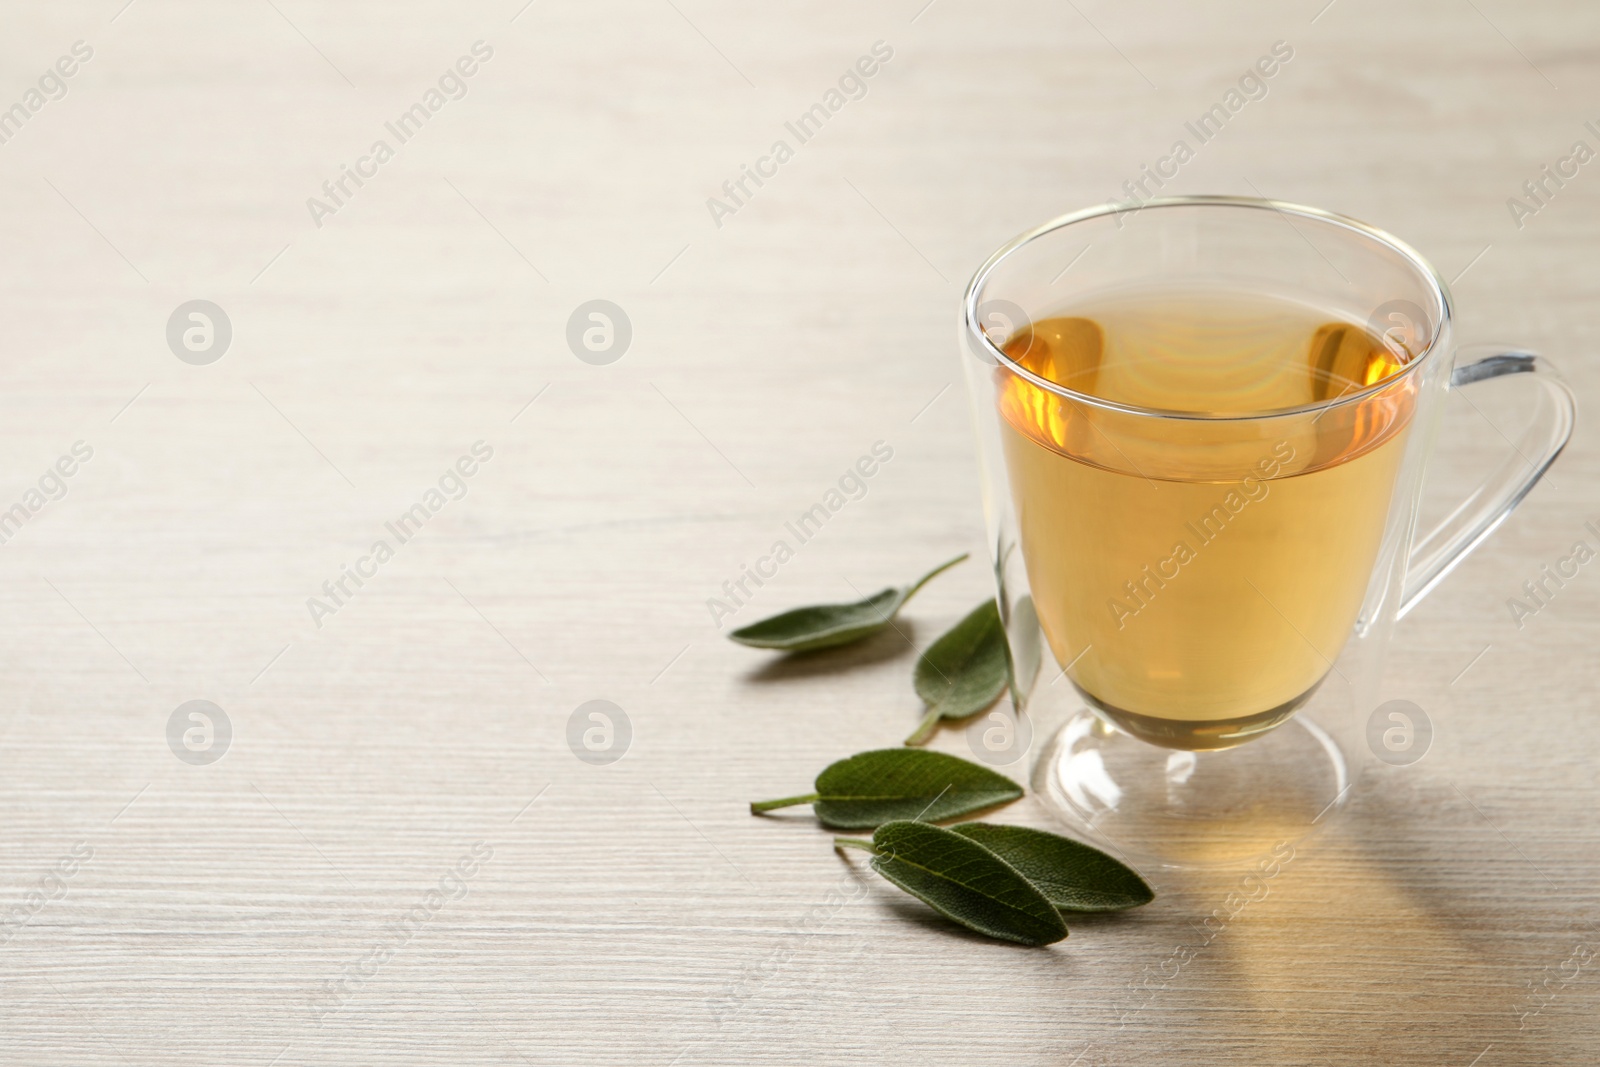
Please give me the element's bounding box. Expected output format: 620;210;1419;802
1088;774;1599;1066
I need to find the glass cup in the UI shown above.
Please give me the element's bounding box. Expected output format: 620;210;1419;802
959;196;1575;867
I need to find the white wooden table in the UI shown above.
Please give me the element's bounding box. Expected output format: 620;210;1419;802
0;1;1597;1063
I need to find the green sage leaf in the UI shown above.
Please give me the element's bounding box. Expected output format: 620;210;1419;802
750;748;1023;829
846;820;1067;946
727;553;967;652
949;823;1154;912
906;599;1010;745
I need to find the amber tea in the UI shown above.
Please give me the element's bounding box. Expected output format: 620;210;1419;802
997;289;1416;750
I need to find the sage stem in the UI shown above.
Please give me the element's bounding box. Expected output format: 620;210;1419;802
833;837;877;853
904;708;943;747
749;792;820;814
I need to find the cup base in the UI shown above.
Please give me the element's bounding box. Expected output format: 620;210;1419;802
1031;708;1348;869
1078;681;1317;751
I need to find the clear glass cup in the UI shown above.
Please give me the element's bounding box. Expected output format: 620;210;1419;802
959;196;1575;867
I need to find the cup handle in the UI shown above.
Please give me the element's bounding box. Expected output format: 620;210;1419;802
1399;346;1577;618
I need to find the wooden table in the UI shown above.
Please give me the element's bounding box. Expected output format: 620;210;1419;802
1;1;1596;1063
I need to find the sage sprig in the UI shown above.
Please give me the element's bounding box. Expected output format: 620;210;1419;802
834;820;1152;944
749;748;1022;829
906;599;1010;745
727;554;967;653
835;821;1068;946
739;546;1159;947
948;823;1153;912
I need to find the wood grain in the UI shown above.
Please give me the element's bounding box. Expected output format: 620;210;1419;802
0;0;1596;1063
